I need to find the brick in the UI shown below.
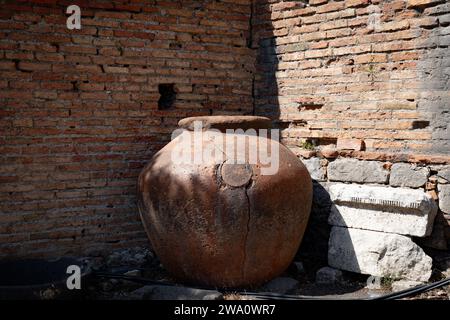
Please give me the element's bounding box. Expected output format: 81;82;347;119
410;17;439;28
0;61;16;70
354;53;388;64
345;0;370;8
309;0;328;5
17;61;51;71
377;20;410;32
407;0;442;9
316;2;345;14
337;138;365;151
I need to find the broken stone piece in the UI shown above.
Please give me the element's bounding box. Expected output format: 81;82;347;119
328;183;437;237
293;261;305;275
262;277;299;294
316;266;344;284
437;166;450;183
124;269;141;277
130;285;223;300
328;227;433;282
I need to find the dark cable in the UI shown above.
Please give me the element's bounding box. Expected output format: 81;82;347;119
92;271;450;301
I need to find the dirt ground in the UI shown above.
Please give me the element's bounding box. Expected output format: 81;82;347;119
85;247;449;301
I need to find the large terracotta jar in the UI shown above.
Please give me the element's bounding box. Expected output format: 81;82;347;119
137;116;312;288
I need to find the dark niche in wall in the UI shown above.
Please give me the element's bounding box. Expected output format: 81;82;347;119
158;83;176;110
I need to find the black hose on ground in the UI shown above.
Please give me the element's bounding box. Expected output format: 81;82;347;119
93;270;450;300
370;277;450;301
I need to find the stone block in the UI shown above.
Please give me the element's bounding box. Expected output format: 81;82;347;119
438;184;450;214
303;157;326;181
327;158;389;183
389;163;429;188
328;183;438;237
328;227;432;282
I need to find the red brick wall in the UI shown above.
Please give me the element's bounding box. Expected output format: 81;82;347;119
253;0;450;156
1;0;449;259
0;0;254;258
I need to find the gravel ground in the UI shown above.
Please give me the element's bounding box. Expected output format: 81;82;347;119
80;246;449;301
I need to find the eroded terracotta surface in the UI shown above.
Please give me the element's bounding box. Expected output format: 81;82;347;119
138;117;312;288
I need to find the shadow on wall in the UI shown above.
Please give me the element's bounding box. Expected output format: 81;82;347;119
296;183;333;270
252;0;358;272
417;29;450;154
252;0;281;122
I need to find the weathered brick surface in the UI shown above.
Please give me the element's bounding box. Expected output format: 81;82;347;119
0;0;254;258
254;0;450;155
1;0;450;259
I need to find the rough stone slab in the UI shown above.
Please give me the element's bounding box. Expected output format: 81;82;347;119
389;163;429;188
262;277;299;294
303;158;326;181
327;158;389;183
328;227;433;282
130;285;223;300
438;184;450;214
316;267;343;284
328;183;437;237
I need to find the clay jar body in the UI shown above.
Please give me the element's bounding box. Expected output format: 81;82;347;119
138;116;312;288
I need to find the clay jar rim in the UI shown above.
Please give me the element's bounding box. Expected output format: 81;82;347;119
178;115;272;133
